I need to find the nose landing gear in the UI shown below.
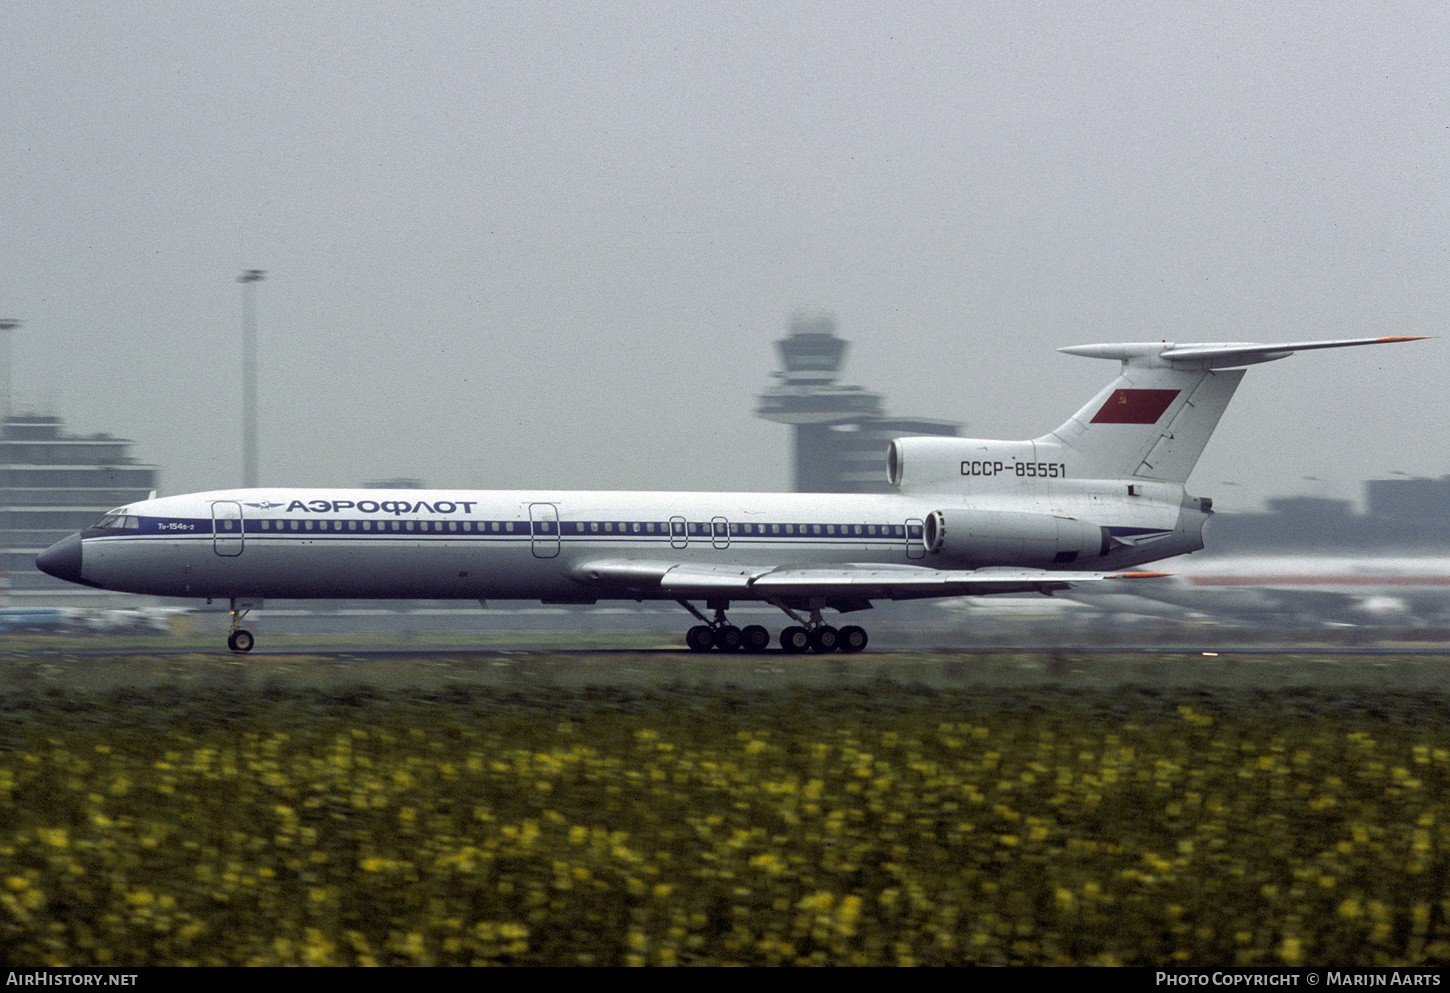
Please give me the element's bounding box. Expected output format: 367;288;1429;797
225;597;260;653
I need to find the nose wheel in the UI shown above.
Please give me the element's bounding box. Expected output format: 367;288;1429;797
226;597;258;653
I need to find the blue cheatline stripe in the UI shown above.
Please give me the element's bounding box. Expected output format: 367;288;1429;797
126;516;919;544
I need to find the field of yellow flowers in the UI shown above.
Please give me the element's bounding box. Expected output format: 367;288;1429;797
2;679;1449;965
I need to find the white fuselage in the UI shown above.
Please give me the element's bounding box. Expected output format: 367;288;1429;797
34;336;1422;652
69;486;1201;604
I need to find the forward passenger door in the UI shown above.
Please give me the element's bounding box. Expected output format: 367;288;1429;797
212;501;244;557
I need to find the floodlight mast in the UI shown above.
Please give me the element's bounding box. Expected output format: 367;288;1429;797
0;320;20;424
237;270;266;488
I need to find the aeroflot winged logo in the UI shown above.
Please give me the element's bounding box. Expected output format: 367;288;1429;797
1091;388;1180;424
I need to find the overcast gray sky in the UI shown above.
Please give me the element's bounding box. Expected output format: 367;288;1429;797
2;1;1445;512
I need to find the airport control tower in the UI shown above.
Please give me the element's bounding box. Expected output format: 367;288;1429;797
756;312;959;493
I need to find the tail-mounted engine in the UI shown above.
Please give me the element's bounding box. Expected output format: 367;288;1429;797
922;509;1111;566
887;436;1057;492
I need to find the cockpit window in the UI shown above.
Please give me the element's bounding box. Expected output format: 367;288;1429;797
91;513;139;530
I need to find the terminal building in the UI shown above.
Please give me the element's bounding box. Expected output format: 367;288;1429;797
755;312;960;493
0;413;158;605
1366;475;1450;523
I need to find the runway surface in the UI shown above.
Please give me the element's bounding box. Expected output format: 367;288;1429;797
3;646;1450;694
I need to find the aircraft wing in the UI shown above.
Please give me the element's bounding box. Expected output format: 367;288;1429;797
571;559;1166;600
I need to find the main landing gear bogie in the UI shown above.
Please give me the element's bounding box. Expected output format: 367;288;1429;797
679;600;867;654
777;624;867;654
687;623;774;653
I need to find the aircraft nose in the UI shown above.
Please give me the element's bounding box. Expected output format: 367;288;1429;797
36;532;84;584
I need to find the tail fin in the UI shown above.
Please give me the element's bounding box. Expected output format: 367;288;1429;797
1043;337;1427;484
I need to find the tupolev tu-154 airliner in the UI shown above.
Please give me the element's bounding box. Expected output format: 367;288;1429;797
36;336;1425;653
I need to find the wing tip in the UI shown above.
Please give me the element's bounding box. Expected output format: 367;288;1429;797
1375;335;1432;343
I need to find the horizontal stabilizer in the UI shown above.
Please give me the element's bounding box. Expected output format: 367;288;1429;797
1060;336;1428;369
1044;335;1429;483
